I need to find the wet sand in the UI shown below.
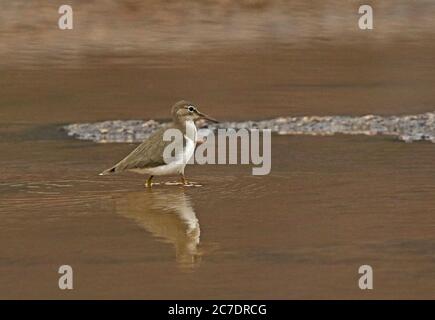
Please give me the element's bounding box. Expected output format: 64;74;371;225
1;1;435;299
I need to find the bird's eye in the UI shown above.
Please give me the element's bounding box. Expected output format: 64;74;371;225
188;106;195;112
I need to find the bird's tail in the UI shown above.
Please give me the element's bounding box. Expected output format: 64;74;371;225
99;166;117;176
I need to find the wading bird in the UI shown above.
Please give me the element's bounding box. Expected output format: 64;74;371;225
100;100;218;187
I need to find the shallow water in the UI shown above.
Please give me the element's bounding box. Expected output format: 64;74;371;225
1;1;435;298
1;120;435;299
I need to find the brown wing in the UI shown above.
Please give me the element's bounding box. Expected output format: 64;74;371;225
101;127;171;174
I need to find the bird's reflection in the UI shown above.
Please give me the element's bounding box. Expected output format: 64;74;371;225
115;189;201;268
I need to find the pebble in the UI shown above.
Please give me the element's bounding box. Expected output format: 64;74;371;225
63;111;435;144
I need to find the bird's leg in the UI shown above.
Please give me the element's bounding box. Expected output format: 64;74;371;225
180;173;188;185
146;175;154;188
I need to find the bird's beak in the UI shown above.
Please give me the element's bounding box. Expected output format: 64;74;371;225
197;111;219;123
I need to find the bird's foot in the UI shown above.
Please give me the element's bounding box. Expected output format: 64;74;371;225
181;181;203;187
163;180;203;187
164;181;184;186
184;182;203;187
145;176;154;188
145;182;162;188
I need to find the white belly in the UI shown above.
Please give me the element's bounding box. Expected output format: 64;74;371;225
136;162;186;176
131;121;197;176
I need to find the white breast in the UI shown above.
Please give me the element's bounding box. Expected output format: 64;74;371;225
134;120;197;176
182;120;197;164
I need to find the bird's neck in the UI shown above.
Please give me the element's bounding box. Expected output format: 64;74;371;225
172;119;197;140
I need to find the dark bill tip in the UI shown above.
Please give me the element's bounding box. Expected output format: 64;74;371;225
198;111;219;123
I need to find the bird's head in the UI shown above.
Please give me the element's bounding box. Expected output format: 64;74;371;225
171;100;218;124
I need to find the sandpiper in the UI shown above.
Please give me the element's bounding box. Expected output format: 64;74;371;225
100;100;218;187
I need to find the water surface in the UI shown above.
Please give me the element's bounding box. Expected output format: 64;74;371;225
1;121;435;298
1;1;435;299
